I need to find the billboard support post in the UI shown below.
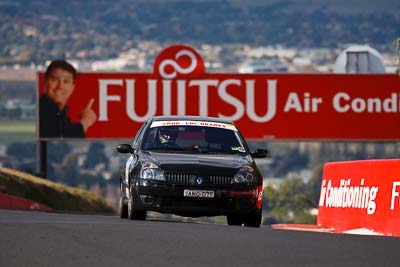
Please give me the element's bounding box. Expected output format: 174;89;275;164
36;141;47;178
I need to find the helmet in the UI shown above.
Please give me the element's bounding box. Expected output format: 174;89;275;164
158;127;178;144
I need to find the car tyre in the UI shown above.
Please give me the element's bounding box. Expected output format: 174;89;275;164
227;215;244;226
119;197;128;219
128;192;147;221
243;209;262;228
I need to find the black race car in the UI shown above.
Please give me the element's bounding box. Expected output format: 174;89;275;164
117;116;268;227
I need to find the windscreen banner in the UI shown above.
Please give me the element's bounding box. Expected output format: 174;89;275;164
37;44;400;140
318;159;400;236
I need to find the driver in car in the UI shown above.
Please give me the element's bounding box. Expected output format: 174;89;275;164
157;127;179;147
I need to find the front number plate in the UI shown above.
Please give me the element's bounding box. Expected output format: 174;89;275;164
183;190;215;198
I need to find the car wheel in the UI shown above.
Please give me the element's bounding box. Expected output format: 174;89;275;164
243;209;262;228
127;193;147;221
119;197;128;219
227;215;244;226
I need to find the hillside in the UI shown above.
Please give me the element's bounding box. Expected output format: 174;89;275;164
0;167;115;214
1;0;399;65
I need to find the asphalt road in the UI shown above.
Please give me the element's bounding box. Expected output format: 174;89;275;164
0;209;399;267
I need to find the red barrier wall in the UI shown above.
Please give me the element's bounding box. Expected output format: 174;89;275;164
318;159;400;236
0;193;52;211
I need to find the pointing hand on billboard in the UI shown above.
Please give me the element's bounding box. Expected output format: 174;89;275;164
80;98;97;132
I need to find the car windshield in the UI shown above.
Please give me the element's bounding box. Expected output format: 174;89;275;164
141;122;247;154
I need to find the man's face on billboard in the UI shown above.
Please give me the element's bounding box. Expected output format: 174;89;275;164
44;68;75;109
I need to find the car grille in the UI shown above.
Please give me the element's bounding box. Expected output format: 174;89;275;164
165;173;232;185
165;173;192;184
209;175;232;184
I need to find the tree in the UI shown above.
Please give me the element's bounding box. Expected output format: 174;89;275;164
48;142;71;164
269;148;309;177
79;173;107;190
308;163;324;206
57;152;79;186
263;178;316;224
83;142;108;169
6;142;36;160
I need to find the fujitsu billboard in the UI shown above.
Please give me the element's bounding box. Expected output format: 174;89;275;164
37;44;400;140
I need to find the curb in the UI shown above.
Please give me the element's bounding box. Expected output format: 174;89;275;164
0;193;52;212
271;224;385;236
271;224;334;233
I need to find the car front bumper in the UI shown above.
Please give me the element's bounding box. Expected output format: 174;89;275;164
134;179;262;217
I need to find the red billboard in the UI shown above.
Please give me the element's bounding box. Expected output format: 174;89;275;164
37;45;400;140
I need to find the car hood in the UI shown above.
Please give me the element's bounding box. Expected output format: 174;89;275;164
139;151;253;176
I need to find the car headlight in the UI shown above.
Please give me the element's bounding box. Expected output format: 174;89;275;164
232;166;255;183
140;162;165;181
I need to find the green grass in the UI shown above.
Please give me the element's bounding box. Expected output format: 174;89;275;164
0;120;35;144
0;120;35;132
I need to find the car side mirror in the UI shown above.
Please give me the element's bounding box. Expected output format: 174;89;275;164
117;144;135;154
251;149;269;158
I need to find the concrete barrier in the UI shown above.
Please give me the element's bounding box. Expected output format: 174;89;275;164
318;159;400;237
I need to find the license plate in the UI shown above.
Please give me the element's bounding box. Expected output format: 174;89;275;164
183;190;215;198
